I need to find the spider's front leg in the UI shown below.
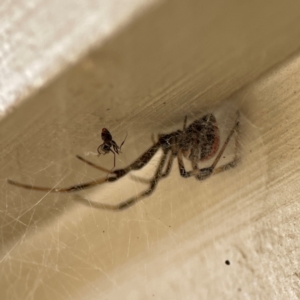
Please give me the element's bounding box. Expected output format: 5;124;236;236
130;132;179;184
7;141;162;194
177;153;214;180
77;140;161;176
75;148;171;211
130;152;174;184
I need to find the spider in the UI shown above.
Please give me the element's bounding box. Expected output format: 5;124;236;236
97;128;127;169
7;111;240;211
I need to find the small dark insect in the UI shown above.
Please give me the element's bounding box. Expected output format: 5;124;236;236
97;128;127;169
8;111;240;211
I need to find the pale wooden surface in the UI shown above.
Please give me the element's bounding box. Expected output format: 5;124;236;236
1;0;300;299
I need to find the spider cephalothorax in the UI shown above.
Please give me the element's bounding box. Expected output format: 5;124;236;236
8;112;240;211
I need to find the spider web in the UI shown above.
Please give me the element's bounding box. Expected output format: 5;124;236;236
0;98;268;299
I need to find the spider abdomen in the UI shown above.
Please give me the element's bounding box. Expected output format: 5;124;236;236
200;123;219;161
186;114;220;162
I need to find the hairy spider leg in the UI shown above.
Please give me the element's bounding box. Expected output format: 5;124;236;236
212;112;240;175
110;134;126;169
75;146;172;211
110;147;117;169
130;150;175;184
7;142;161;193
118;132;128;152
78;141;161;174
7;177;110;193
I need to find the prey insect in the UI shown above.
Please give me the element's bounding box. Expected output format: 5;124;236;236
97;128;127;169
8;111;240;211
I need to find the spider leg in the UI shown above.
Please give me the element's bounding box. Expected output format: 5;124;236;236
212;112;240;175
108;148;117;169
111;141;120;154
7;177;114;192
78;141;161;175
76;155;113;173
119;132;128;151
177;151;192;178
131;151;175;184
75;149;170;210
210;111;240;170
8;142;161;193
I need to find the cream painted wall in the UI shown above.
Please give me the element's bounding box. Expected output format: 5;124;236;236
1;0;300;299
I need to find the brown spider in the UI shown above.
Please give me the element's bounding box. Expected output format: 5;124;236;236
97;128;127;169
7;111;240;211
